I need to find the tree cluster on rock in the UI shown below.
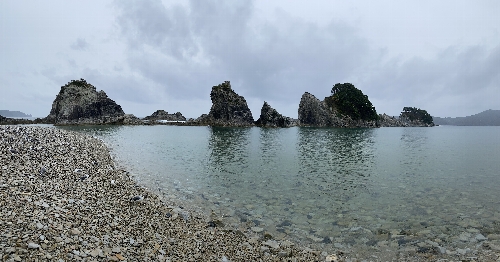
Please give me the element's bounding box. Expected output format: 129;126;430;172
297;83;379;127
400;107;434;126
325;83;378;121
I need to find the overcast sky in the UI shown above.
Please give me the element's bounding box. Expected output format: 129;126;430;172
1;1;499;118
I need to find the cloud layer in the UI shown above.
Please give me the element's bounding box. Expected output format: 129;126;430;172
1;0;499;118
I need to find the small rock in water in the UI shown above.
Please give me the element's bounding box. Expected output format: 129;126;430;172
263;240;279;249
131;195;145;202
251;227;264;233
475;233;488;241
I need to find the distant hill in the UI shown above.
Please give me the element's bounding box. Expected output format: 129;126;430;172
0;110;32;118
433;110;500;126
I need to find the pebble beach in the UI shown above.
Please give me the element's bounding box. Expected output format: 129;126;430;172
2;125;500;262
0;126;326;261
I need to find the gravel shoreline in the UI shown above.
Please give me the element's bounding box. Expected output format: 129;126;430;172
1;126;326;261
2;125;499;262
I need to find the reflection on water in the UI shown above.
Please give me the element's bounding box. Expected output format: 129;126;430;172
297;128;375;201
58;125;500;259
208;127;251;175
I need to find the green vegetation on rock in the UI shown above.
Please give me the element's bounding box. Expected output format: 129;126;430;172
400;107;434;125
325;83;378;121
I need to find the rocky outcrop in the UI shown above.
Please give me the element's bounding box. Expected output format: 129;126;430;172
45;79;125;125
298;92;335;126
144;110;186;122
297;92;377;128
255;102;295;127
119;114;143;125
196;81;254;126
0;115;47;125
377;113;434;127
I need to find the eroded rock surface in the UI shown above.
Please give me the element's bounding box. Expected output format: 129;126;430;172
144;110;186;122
255;102;295;127
298;92;335;127
197;81;254;126
45;79;125;125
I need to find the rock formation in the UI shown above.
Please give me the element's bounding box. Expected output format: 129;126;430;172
196;81;254;126
297;92;378;128
144;110;186;122
378;111;435;127
45;79;125;125
298;92;335;126
255;102;295;127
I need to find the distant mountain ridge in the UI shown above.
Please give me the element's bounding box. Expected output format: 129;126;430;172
0;110;32;118
433;110;500;126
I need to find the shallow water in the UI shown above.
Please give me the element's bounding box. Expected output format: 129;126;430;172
60;125;500;258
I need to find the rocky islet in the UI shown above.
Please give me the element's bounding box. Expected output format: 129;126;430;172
2;78;434;127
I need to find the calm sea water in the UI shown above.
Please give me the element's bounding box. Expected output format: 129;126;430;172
59;125;500;257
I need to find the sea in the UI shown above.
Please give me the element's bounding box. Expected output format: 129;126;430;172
58;125;500;259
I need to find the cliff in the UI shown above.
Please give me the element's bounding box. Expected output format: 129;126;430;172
255;102;296;127
45;79;128;125
196;81;254;126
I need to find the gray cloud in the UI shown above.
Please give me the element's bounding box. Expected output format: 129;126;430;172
70;38;89;51
359;43;500;117
114;0;377;117
1;0;498;118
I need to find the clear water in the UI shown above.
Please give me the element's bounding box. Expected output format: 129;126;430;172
59;125;500;257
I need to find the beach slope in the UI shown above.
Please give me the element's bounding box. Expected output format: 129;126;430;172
0;126;323;261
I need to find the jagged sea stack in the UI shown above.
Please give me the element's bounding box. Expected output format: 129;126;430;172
45;79;125;125
297;92;336;126
197;81;254;126
255;101;294;127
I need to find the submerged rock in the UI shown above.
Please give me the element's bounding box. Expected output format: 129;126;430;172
45;78;125;125
196;81;254;126
255;102;295;127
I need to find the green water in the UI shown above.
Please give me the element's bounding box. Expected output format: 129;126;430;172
60;125;500;257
